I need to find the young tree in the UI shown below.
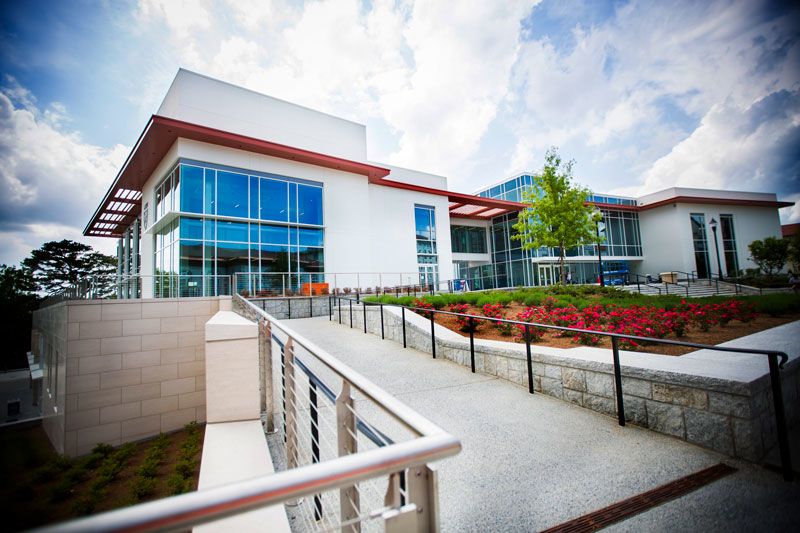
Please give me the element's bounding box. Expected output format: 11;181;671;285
512;148;601;284
788;232;800;271
747;237;789;276
22;240;117;295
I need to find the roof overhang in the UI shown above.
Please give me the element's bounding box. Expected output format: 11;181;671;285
84;115;391;237
638;196;793;211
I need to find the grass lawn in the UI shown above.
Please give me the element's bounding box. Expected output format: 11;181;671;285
366;286;800;355
0;422;204;531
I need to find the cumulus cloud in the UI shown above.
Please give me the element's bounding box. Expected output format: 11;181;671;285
0;78;127;265
508;0;800;197
642;90;800;195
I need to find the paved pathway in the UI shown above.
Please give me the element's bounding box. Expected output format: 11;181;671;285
286;317;798;532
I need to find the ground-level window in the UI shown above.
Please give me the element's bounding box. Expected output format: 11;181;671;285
690;213;711;278
720;214;739;277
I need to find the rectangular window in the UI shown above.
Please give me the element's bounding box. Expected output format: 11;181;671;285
450;225;488;253
216;171;248;217
260;179;288;222
414;205;438;287
720;214;739;276
298;184;323;225
690;213;711;278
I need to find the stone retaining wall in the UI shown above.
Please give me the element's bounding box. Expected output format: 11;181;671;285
246;296;332;320
335;304;799;462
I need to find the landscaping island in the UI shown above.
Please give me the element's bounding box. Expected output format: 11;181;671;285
367;286;800;355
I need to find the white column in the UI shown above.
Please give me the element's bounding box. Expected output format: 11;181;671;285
116;239;123;299
124;227;131;299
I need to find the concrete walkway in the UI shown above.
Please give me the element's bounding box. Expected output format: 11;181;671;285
287;316;798;532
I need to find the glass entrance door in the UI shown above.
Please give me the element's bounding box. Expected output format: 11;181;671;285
537;264;561;286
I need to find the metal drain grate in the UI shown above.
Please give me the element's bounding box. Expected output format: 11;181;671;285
542;463;737;533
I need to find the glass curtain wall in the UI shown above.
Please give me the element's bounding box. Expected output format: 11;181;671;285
415;205;439;288
720;214;739;277
690;213;711;278
152;161;324;296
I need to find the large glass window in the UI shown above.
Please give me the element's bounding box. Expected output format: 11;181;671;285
720;214;739;277
153;161;325;296
260;179;288;222
690;213;711;278
216;171;248;218
451;225;488;254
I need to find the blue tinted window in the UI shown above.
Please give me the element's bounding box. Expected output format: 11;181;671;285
297;247;324;272
415;207;431;240
298;228;323;247
216;242;249;275
249;176;259;219
260;245;290;273
217;221;248;242
204;169;216;214
204;219;214;241
260;179;288;221
180;217;203;240
180;165;203;213
179;240;203;275
289;183;297;222
260;224;289;245
217;171;248;217
298;185;323;225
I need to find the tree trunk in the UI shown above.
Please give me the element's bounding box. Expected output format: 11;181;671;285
559;246;566;285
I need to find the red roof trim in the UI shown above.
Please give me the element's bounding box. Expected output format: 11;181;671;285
85;116;391;236
639;196;793;211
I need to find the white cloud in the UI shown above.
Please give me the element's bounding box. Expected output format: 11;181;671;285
0;79;128;265
780;193;800;224
508;0;800;194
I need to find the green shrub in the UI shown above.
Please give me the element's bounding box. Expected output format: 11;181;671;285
91;443;114;458
137;456;161;478
48;478;75;503
72;494;98;516
77;452;105;471
32;455;72;482
166;472;190;495
175;458;197;479
130;476;157;501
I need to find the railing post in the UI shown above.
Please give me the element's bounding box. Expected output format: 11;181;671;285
380;304;385;339
309;297;313;318
363;301;367;334
611;337;625;426
338;297;342;324
329;296;332;321
401;306;407;348
407;464;439;532
349;299;353;328
430;315;436;359
469;318;475;373
310;382;322;520
336;381;360;528
768;354;794;481
259;319;274;432
525;325;534;395
282;274;286;297
287;298;291;319
284;338;298;468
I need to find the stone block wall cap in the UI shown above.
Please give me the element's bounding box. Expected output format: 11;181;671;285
206;311;257;341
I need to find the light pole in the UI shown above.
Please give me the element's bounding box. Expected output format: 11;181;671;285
595;212;606;287
709;218;723;280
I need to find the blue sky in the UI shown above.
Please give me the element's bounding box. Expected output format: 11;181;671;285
0;0;798;265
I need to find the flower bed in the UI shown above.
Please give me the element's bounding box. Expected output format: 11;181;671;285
430;299;797;355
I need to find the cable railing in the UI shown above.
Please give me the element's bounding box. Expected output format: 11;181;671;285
234;294;461;531
35;295;460;533
328;295;794;482
628;273;662;295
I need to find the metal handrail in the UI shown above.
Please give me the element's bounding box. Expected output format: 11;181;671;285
663;278;689;297
670;270;696;283
630;273;661;295
337;295;794;481
33;434;457;533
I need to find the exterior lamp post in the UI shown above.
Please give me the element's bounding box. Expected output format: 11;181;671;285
709;218;723;280
595;211;606;287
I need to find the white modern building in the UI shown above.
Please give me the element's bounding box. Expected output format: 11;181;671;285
85;69;792;295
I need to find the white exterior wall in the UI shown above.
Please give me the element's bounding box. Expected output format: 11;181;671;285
638;203;783;277
450;218;492;267
158;69;367;161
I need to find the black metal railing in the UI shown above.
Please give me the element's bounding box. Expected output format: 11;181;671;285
329;295;795;481
630;273;662;295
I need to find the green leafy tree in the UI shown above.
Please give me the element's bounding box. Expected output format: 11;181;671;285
0;265;39;369
512;148;602;284
22;240;117;295
788;232;800;272
747;237;789;276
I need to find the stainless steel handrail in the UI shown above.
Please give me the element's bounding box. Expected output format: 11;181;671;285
33;434;458;533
